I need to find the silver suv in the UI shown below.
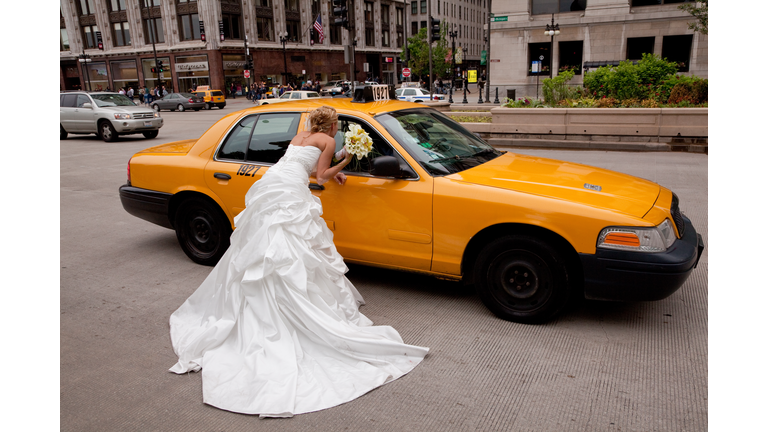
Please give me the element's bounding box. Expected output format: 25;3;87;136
60;92;163;142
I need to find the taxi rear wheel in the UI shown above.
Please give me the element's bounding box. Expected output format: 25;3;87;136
174;198;231;266
474;235;571;324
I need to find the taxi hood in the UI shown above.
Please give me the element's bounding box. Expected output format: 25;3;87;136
137;139;198;154
446;152;660;218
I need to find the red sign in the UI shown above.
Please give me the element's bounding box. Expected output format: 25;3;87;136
244;70;251;78
402;68;411;77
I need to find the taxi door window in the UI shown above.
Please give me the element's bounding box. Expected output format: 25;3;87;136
247;113;302;164
217;115;257;161
334;116;405;176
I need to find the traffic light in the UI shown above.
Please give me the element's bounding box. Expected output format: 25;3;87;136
332;0;349;29
244;58;253;70
430;17;441;43
156;60;165;72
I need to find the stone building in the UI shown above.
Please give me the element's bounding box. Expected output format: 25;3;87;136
488;0;708;101
59;0;409;93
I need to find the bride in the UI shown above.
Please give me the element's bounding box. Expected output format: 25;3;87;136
168;106;429;418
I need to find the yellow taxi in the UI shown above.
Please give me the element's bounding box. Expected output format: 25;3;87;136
119;85;703;323
191;85;226;110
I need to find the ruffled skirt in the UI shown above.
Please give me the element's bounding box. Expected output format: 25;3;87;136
168;162;429;417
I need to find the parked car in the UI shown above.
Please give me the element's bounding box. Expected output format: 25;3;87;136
320;80;349;96
257;91;322;105
395;87;446;102
119;85;703;324
151;92;206;112
60;91;163;142
325;81;352;96
191;86;226;110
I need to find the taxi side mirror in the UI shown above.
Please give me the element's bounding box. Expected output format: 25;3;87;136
370;156;402;178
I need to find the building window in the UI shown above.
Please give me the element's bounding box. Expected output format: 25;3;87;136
83;25;99;49
366;28;375;46
255;0;271;6
144;17;165;44
257;17;273;41
110;0;127;11
421;20;426;29
221;13;242;39
661;34;693;72
113;22;131;46
397;30;403;47
396;7;403;26
632;0;691;5
177;1;200;41
559;40;583;74
61;29;70;51
329;22;341;44
285;0;299;12
77;0;96;15
286;19;301;42
626;36;654;60
531;0;587;15
365;2;374;22
411;1;417;15
178;13;201;40
411;22;418;36
528;42;551;75
421;0;426;14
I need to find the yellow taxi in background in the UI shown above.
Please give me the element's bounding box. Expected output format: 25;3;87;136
119;85;704;323
191;85;226;110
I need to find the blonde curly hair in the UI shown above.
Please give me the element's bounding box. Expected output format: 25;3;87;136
308;106;338;133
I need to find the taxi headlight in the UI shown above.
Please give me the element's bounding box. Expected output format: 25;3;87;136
597;219;678;252
114;113;131;120
154;112;161;118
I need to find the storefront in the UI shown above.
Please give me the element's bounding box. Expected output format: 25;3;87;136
141;57;172;92
111;60;139;93
61;61;81;90
175;54;209;93
84;62;109;91
222;54;246;96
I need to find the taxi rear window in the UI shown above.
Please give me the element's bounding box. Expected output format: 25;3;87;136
217;113;301;163
211;91;224;96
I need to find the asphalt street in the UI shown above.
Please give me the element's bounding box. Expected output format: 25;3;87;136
59;98;708;431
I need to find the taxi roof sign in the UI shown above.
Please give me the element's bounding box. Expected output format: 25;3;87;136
352;84;397;104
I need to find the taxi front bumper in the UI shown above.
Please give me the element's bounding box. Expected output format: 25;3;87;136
113;117;163;133
580;215;704;301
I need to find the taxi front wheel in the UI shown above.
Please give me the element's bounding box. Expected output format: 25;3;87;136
174;198;232;266
474;235;571;324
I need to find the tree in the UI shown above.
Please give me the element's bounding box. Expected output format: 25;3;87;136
679;0;707;35
401;25;449;80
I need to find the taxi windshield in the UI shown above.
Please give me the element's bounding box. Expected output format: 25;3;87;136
91;94;136;107
377;108;502;176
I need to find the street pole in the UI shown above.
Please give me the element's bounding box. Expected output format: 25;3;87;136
449;27;456;104
485;0;491;103
142;0;161;90
79;48;92;91
280;32;289;85
427;0;433;101
545;13;560;79
244;35;250;96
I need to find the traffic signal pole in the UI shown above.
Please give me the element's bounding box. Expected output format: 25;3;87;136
142;0;162;91
428;0;433;101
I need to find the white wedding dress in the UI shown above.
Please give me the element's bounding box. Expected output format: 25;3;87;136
169;144;429;417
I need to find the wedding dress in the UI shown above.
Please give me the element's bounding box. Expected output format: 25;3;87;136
168;144;429;418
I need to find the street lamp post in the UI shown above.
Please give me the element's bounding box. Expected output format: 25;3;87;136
545;13;560;78
448;27;457;104
78;48;92;91
279;32;289;85
461;47;468;104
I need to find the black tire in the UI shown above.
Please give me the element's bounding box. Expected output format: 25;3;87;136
152;104;160;112
142;130;159;139
60;125;67;140
99;121;118;142
174;198;232;266
204;103;211;110
194;108;200;111
474;235;571;324
177;104;185;112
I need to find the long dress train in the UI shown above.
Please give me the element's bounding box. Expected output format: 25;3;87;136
168;144;429;417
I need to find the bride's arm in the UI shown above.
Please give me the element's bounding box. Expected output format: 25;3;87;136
315;137;352;185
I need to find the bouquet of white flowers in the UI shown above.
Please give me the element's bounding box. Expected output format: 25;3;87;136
343;124;373;160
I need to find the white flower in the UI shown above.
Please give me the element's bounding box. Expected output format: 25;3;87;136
343;124;373;160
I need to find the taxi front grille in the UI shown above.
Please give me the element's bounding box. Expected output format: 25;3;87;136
670;193;686;237
133;113;154;119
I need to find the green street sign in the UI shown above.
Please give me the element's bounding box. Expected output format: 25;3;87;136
492;16;508;22
481;50;487;65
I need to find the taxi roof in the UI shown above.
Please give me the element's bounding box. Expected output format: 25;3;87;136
240;95;427;117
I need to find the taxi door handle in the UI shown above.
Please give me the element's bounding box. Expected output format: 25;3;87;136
214;173;231;180
309;183;325;191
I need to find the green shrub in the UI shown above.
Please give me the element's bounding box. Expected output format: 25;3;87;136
541;70;577;106
502;97;545;108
